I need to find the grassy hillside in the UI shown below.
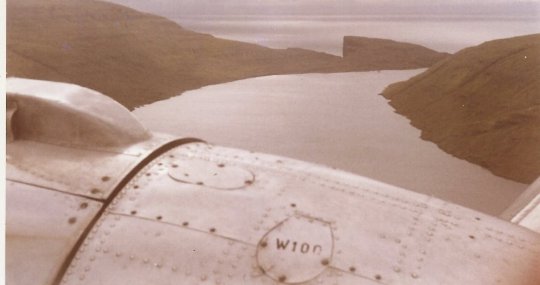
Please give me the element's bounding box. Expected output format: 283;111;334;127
7;0;349;108
7;0;447;109
343;36;449;70
382;34;540;183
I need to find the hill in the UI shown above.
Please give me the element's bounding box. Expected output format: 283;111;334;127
343;36;449;70
382;34;540;183
7;0;447;109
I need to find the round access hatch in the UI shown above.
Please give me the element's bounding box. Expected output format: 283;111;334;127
168;159;254;190
256;216;334;283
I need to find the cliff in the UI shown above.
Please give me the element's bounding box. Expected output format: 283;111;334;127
382;34;540;183
343;36;450;70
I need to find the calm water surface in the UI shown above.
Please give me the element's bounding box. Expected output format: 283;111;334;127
133;71;526;215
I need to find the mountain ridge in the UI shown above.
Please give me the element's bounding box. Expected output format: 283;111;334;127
382;34;540;183
8;0;447;109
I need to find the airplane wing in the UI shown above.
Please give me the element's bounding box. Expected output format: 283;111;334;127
6;78;540;285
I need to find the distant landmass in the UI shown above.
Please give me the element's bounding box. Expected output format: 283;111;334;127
7;0;447;109
343;36;449;70
382;34;540;183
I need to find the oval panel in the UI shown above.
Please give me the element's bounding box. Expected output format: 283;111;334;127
168;159;254;190
256;216;334;284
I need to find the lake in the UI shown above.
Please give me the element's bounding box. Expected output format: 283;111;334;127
133;71;527;215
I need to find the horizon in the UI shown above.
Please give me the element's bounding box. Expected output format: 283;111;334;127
105;0;540;17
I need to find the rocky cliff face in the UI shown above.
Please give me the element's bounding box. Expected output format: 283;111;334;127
343;36;450;70
382;34;540;183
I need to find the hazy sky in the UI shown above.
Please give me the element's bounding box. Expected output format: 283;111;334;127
106;0;540;16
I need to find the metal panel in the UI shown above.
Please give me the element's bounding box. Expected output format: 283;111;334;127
6;134;174;200
6;78;151;147
61;213;379;285
83;142;540;284
6;181;102;285
256;215;334;283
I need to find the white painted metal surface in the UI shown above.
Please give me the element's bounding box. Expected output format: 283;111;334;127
62;142;540;285
6;181;102;285
257;216;334;283
6;77;150;147
169;158;254;189
6;135;174;200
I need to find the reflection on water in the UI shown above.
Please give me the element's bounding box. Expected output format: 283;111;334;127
134;71;526;215
174;16;539;55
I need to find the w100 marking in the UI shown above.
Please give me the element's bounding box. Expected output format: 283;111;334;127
276;238;323;255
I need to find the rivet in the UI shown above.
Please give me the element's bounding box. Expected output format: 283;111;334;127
210;228;216;233
349;266;356;272
80;202;88;209
130;210;137;215
101;176;110;182
375;274;382;281
91;188;101;194
290;203;296;208
411;273;419;279
182;222;189;226
68;217;77;224
156;216;163;221
278;275;287;282
321;259;330;266
259;241;268;248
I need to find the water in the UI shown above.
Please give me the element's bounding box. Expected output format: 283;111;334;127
133;71;526;215
174;15;539;55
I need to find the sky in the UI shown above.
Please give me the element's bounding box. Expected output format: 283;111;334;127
106;0;540;17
